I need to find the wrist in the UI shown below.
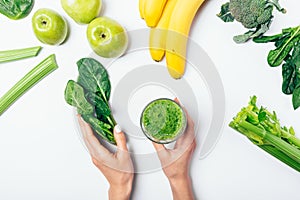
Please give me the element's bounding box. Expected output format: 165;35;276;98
168;175;191;187
108;182;132;200
168;176;194;200
167;171;189;183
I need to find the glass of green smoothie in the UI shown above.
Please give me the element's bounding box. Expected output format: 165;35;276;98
140;98;187;144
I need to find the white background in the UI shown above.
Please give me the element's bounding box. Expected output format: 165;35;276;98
0;0;299;199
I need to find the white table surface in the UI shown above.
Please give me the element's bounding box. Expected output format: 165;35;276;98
0;0;299;199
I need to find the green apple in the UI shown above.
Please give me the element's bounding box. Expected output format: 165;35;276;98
61;0;101;24
32;8;68;45
87;17;128;58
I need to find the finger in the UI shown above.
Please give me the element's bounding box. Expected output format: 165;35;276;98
77;115;111;158
175;110;196;149
174;97;180;104
191;139;197;152
77;115;98;146
77;115;97;151
174;97;195;140
173;97;186;147
152;142;167;152
152;142;169;159
77;114;93;136
114;125;129;152
171;98;195;149
185;113;196;138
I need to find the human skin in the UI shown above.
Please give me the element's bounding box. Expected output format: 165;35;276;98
77;98;196;200
78;116;134;200
152;98;196;200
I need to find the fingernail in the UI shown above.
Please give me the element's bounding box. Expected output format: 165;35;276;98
114;124;122;134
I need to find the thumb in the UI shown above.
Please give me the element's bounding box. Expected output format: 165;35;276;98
113;125;128;151
174;97;180;104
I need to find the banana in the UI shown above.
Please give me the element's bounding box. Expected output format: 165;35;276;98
165;0;205;79
144;0;168;27
149;0;177;62
139;0;146;19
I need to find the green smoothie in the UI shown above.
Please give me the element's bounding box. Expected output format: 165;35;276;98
141;98;186;143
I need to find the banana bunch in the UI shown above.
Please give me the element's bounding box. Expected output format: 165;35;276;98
139;0;206;79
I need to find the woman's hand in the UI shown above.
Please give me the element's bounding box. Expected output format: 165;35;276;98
152;99;196;200
78;116;134;200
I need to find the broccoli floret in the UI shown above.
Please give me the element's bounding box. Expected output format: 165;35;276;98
217;0;286;43
229;0;273;29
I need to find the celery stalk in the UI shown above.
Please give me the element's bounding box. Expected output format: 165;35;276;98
0;46;41;63
260;145;300;172
0;54;58;115
238;120;300;163
229;96;300;172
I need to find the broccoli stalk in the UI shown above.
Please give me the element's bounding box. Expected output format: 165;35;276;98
265;0;286;14
217;0;286;43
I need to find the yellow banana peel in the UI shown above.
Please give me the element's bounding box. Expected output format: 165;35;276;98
144;0;168;27
166;0;206;79
139;0;146;19
149;0;177;62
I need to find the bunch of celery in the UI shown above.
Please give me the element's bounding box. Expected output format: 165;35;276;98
229;96;300;172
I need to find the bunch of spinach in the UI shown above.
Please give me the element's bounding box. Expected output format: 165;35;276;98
64;58;116;144
0;0;34;20
254;25;300;110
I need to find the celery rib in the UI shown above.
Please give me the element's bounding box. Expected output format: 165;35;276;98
0;46;42;63
260;145;300;172
238;120;300;163
0;54;58;116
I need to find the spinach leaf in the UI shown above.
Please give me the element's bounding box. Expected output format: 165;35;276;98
82;114;116;144
252;25;300;109
267;26;300;67
292;86;300;110
282;27;296;35
64;58;117;144
291;43;300;110
77;58;111;103
85;92;111;119
282;42;300;94
0;0;34;20
274;35;290;48
282;61;299;94
268;39;295;67
64;80;94;115
253;33;286;43
291;42;300;67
